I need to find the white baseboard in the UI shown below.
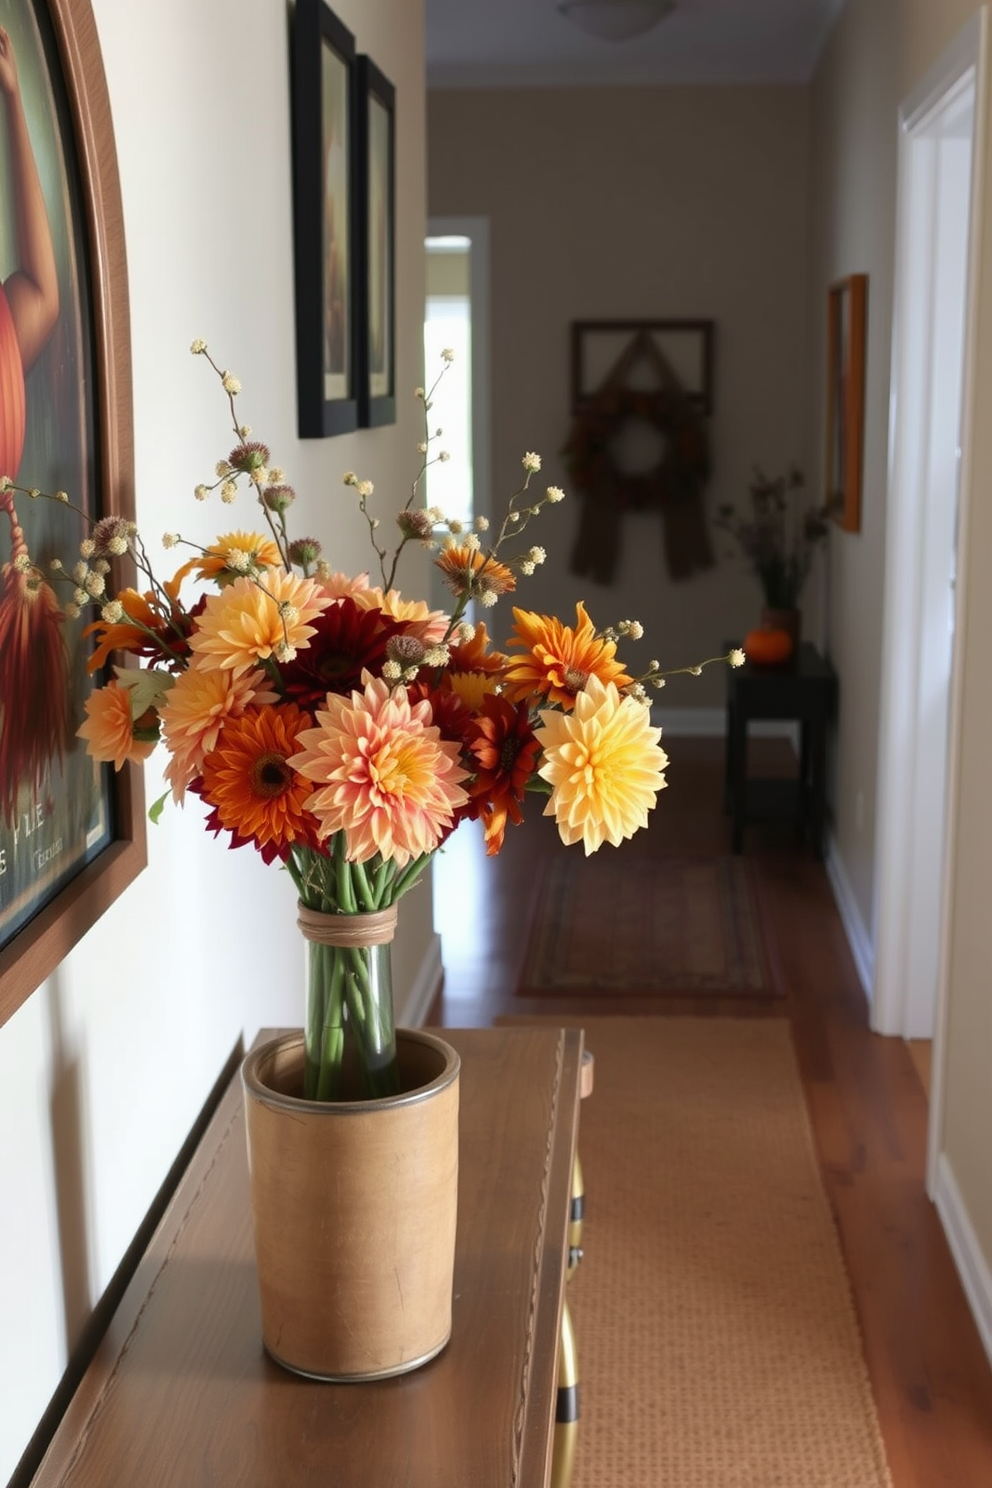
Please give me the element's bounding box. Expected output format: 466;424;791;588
825;834;875;1006
401;931;444;1028
934;1153;992;1374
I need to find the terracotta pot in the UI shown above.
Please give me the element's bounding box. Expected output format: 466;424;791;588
242;1028;460;1380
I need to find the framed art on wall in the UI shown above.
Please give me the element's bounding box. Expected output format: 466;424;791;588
0;0;144;1026
356;55;395;428
291;0;358;438
826;273;867;533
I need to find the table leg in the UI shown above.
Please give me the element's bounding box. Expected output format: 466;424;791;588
728;700;747;853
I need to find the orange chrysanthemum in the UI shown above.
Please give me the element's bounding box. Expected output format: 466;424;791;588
289;675;470;867
502;601;633;710
187;569;331;676
160;665;278;800
76;680;158;772
435;544;516;603
447;621;507;676
171;531;282;587
534;675;668;854
83;573;187;674
198;703;317;862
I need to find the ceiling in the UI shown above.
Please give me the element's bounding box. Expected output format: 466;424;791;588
426;0;845;88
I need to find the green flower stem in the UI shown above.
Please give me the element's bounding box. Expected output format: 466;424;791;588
304;940;346;1100
290;837;438;1100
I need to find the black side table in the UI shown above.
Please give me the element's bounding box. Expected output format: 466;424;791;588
724;641;838;858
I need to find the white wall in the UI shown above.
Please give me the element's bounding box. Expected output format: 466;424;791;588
0;0;428;1478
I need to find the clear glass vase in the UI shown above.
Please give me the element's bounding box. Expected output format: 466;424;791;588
302;910;400;1101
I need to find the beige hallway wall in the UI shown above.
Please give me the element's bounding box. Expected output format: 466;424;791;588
428;85;813;712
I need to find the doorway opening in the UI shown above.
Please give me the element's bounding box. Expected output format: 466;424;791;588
872;18;982;1179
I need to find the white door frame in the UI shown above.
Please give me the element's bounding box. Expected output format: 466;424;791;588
426;216;492;518
872;12;987;1186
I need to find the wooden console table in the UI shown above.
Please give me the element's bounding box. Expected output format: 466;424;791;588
725;641;838;858
29;1026;584;1488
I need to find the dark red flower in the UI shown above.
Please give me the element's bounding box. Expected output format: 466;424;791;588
280;596;403;707
465;693;541;855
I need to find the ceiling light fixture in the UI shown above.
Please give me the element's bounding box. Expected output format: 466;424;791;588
556;0;676;43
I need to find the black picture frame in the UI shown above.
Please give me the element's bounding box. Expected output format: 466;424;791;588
0;0;144;1027
290;0;358;437
355;56;395;428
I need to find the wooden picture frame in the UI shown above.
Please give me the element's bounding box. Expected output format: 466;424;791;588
355;56;395;428
290;0;358;438
0;0;144;1027
570;319;715;415
826;274;867;533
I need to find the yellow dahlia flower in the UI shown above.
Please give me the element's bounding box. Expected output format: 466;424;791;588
187;570;331;676
534;675;668;854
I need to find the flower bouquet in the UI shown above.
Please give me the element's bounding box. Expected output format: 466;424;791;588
715;464;830;611
4;345;740;1104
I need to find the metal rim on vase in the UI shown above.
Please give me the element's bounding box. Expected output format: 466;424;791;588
241;1028;461;1114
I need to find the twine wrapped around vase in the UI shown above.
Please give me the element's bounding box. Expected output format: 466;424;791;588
297;902;398;948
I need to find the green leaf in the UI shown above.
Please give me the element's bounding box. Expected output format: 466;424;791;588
148;791;170;825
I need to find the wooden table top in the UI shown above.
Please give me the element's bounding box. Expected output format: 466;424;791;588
31;1026;584;1488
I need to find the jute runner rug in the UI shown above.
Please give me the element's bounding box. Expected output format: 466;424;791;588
517;856;781;997
508;1016;892;1488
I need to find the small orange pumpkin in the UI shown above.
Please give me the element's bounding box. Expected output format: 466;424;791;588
743;625;794;666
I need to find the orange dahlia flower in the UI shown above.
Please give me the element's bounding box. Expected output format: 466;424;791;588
289;675;469;867
199;702;317;861
171;531;282;587
502;601;633;710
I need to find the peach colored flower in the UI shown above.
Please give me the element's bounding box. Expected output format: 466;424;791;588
187;569;331;676
319;570;373;601
77;680;158;772
289;675;469;866
160;665;278;800
534;675;668;854
356;585;450;645
503;601;633;710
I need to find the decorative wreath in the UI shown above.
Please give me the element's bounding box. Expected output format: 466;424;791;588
561;384;710;513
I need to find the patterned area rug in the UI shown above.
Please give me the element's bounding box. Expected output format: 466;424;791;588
517;854;781;996
502;1016;893;1488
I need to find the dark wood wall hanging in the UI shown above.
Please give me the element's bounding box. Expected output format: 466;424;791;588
563;320;715;586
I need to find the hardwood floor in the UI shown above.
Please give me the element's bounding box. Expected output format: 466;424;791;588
432;735;992;1488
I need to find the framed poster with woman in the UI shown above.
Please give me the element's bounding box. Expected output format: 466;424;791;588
0;0;143;1025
